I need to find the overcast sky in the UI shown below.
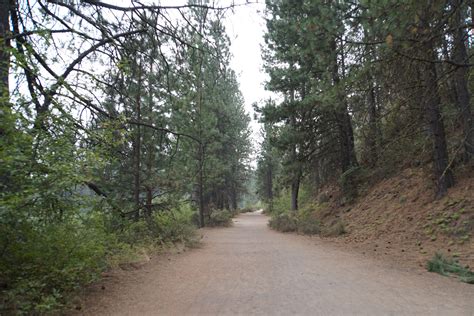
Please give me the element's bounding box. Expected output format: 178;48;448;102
223;2;271;145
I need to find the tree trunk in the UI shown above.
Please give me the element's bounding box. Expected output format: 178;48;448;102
421;39;455;198
145;187;152;217
288;83;302;212
452;0;474;161
367;77;378;167
199;147;205;227
312;159;320;194
331;38;358;199
331;39;358;172
230;186;238;211
290;173;301;212
0;0;9;100
266;163;273;201
365;42;379;168
133;63;142;220
362;16;379;167
469;0;474;48
442;32;459;107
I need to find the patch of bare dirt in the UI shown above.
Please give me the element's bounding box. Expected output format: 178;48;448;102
319;166;474;270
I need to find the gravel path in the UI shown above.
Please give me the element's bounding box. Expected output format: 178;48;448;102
80;212;474;315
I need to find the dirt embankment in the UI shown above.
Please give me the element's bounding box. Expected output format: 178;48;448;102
318;167;474;269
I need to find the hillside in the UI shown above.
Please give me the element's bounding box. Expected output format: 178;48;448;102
317;167;474;270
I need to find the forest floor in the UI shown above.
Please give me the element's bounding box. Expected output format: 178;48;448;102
74;212;473;315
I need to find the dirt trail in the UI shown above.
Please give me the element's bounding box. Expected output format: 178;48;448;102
79;212;474;315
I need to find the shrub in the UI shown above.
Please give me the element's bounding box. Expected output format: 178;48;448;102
427;252;474;284
119;219;154;246
0;203;199;314
150;204;197;246
322;220;346;237
239;207;255;213
339;166;361;202
0;215;110;314
318;192;330;204
207;209;233;227
297;216;320;235
295;204;321;235
269;213;297;232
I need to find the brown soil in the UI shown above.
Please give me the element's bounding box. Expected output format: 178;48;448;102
318;167;474;269
74;213;474;315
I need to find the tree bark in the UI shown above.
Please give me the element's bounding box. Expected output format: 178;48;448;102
452;0;474;161
133;63;142;219
363;12;379;167
331;39;358;173
367;76;378;167
145;187;152;217
289;86;301;212
290;174;301;211
421;38;455;198
469;0;474;48
144;57;155;218
0;0;10;100
266;162;273;211
230;186;238;211
198;143;205;227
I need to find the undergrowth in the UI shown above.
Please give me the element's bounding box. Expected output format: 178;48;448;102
427;252;474;284
266;190;346;237
206;209;234;227
0;204;198;314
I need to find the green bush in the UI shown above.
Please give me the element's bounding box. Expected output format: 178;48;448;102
207;209;233;227
239;207;255;213
295;204;321;235
427;252;474;284
339;166;361;202
297;216;320;234
269;212;297;232
322;220;346;237
150;204;197;245
0;214;110;314
0;203;199;314
269;202;321;235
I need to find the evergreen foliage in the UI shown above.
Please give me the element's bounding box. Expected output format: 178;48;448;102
0;1;251;312
257;0;474;216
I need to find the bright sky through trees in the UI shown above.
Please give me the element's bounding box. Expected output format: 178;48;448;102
161;0;272;145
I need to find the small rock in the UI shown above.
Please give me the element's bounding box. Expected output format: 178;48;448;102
401;249;405;252
101;285;105;290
